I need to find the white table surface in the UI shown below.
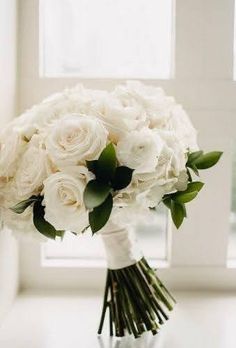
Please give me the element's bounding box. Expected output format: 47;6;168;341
0;290;236;348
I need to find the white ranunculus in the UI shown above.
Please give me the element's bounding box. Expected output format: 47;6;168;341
43;167;91;233
116;128;163;173
116;81;199;151
45;114;108;168
175;170;189;191
113;81;175;129
0;125;26;179
165;104;198;151
93;95;147;143
15;135;51;197
157;130;187;181
136;184;166;208
118;130;188;208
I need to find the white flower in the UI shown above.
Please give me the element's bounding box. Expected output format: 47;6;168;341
116;128;163;173
136;184;166;208
113;81;175;129
165;104;198;152
93;95;147;143
15;135;51;197
0;125;26;179
156;130;187;181
45;114;108;168
0;81;199;240
139;131;187;203
2;207;46;242
116;82;198;152
13;85;108;138
117;130;188;208
0;180;46;241
175;170;189;191
43;166;91;233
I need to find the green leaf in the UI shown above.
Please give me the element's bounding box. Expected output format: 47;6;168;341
173;190;198;204
188;164;199;176
170;201;185;229
162;197;172;209
96;143;117;182
187;151;203;165
10;195;39;214
187;168;193;182
86;160;98;175
33;199;64;240
89;193;113;234
112;166;134;190
172;181;204;204
84;180;111;209
186;181;204;193
182;203;187;217
193;151;223;170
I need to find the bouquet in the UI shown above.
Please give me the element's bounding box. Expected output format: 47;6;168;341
0;81;222;338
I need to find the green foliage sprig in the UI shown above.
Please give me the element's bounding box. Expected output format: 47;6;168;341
10;147;222;236
84;143;134;233
11;195;65;240
162;150;222;229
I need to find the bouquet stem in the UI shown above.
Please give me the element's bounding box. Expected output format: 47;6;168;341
98;257;176;338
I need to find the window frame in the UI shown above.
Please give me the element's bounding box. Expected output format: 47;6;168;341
18;0;236;291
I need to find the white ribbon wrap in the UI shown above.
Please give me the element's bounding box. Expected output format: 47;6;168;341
100;221;143;270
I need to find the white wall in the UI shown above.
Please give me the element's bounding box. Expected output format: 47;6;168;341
0;0;19;323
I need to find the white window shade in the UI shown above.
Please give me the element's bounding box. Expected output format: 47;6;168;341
40;0;174;78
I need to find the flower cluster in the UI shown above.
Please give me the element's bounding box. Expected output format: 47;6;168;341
0;81;221;240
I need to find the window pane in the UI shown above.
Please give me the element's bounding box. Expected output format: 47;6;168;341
39;0;174;78
43;205;168;263
228;148;236;259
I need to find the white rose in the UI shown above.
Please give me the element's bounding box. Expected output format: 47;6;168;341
15;135;52;197
0;125;26;179
14;85;106;137
45;114;108;168
116;128;163;173
43;166;91;233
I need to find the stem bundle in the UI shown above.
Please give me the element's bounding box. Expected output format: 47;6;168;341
98;257;176;338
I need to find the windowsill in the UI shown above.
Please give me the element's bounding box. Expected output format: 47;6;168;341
39;74;173;80
41;257;236;270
